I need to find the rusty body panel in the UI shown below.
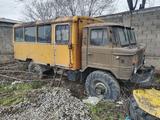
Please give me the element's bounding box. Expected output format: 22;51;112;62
81;44;145;80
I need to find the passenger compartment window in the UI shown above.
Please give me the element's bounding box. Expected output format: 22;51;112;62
38;25;51;43
15;28;24;42
24;27;36;42
90;29;109;46
55;24;69;44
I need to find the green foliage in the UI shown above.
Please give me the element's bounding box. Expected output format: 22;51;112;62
0;81;46;106
87;101;125;120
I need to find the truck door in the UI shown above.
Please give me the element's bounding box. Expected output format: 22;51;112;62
54;24;70;67
87;28;112;69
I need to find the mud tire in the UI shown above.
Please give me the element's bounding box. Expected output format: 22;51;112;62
28;62;43;79
85;71;120;101
17;60;30;70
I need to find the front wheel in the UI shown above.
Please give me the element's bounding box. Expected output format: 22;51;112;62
85;71;120;101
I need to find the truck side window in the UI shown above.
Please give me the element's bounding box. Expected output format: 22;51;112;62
55;24;69;44
15;27;24;42
38;25;51;43
90;29;109;46
24;27;36;42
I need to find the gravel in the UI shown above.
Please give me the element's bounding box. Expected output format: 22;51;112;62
0;87;91;120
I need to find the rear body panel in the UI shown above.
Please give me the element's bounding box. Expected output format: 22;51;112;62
13;16;102;70
14;42;54;65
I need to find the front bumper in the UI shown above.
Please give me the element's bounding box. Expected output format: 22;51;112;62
130;66;155;87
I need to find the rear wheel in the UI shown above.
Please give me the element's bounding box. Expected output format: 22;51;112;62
17;60;30;70
28;62;43;79
85;71;120;101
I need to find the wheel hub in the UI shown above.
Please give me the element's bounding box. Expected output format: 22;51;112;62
95;82;107;95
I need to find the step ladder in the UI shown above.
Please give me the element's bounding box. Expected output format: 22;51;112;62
51;67;65;87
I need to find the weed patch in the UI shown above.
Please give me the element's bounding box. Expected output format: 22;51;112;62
0;81;46;106
87;101;126;120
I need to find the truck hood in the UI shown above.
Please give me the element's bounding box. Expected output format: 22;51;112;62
112;43;146;56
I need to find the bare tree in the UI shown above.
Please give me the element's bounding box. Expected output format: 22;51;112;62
19;0;57;21
17;0;116;21
55;0;115;16
127;0;156;11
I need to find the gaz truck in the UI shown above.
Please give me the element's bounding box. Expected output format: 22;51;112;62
13;16;154;100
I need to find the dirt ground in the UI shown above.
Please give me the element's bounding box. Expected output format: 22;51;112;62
0;61;159;120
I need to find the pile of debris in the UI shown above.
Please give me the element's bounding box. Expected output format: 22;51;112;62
0;88;91;120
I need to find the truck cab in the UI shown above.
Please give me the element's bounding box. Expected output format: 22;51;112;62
82;23;154;100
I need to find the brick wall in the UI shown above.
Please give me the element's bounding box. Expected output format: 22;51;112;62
0;22;14;63
98;6;160;57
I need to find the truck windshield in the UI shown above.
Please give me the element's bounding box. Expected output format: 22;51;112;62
129;29;136;44
113;27;136;46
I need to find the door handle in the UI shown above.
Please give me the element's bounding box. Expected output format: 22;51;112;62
88;53;93;55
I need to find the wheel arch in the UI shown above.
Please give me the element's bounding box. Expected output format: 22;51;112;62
82;67;118;82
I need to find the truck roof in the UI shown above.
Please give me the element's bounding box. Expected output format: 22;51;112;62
84;22;132;28
14;16;103;28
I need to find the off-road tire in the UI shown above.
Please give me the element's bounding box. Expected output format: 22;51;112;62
17;60;30;70
129;97;158;120
85;71;120;101
28;62;43;79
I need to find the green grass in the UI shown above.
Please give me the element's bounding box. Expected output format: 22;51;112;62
0;81;46;106
87;101;125;120
0;95;24;106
